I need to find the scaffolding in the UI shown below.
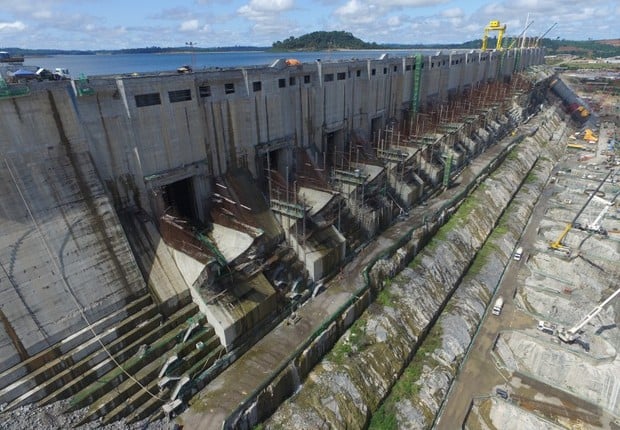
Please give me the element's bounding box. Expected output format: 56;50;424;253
0;74;30;99
411;54;423;114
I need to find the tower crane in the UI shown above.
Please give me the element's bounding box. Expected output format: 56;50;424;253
557;286;620;344
481;20;506;51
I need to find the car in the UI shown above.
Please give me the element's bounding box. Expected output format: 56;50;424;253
496;388;509;399
177;65;193;74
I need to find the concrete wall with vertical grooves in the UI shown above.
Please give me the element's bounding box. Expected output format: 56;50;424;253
264;115;556;429
0;49;543;376
2;49;544;219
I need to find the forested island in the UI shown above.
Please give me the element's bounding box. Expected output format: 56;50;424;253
271;31;379;51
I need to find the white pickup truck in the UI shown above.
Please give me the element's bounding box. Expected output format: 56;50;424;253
537;320;556;335
492;297;504;316
513;247;523;261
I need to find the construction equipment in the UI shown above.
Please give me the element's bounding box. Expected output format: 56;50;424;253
548;171;613;252
557;286;620;344
481;20;506;51
533;22;557;48
549;223;572;253
505;20;535;50
574;192;619;236
583;128;598;143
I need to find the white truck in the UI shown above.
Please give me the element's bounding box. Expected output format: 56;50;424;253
513;246;523;261
492;297;504;316
54;68;71;80
537;320;556;335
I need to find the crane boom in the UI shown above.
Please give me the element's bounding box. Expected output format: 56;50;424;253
558;287;620;342
548;171;613;252
533;22;557;47
506;20;535;50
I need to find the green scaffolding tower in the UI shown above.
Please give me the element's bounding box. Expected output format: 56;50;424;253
442;152;453;188
411;54;423;114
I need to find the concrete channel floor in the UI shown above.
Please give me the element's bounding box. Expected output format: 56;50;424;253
437;121;620;430
180;122;536;429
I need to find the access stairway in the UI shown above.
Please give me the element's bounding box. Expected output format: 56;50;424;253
0;293;224;424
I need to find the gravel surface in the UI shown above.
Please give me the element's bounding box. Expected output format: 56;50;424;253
0;400;178;430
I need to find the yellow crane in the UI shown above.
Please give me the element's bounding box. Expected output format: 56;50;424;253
548;223;572;252
481;20;506;51
548;170;613;253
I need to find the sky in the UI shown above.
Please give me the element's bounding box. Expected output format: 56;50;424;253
0;0;618;50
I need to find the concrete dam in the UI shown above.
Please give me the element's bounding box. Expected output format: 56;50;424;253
0;47;548;427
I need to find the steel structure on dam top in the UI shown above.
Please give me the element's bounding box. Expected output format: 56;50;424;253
0;46;546;425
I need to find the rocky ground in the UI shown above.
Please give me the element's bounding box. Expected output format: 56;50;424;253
0;400;176;430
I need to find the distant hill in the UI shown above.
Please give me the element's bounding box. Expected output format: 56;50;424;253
271;31;620;58
597;39;620;47
541;39;620;58
272;31;379;51
3;34;619;58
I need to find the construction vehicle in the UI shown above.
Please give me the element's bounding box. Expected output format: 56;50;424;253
557;287;620;345
548;223;572;253
481;20;506;51
583;129;598;143
513;247;523;261
537;320;557;335
549;171;613;253
492;296;504;316
574;193;618;236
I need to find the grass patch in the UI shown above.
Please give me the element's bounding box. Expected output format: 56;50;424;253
329;318;368;365
468;242;499;276
369;326;443;429
506;149;520;161
525;171;538;183
408;253;422;269
377;288;395;308
370;403;399;430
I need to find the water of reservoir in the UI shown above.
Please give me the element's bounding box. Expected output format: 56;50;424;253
22;49;456;77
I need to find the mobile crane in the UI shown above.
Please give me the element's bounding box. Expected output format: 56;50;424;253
557;287;620;344
574;192;619;236
548;170;613;252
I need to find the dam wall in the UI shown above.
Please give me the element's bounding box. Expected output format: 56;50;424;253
0;48;543;378
2;48;542;223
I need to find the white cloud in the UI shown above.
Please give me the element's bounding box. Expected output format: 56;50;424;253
237;0;297;40
0;21;26;32
334;0;376;24
180;19;199;31
238;0;294;17
441;8;463;19
387;16;401;27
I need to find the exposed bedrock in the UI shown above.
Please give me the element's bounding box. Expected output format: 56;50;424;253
264;109;566;429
